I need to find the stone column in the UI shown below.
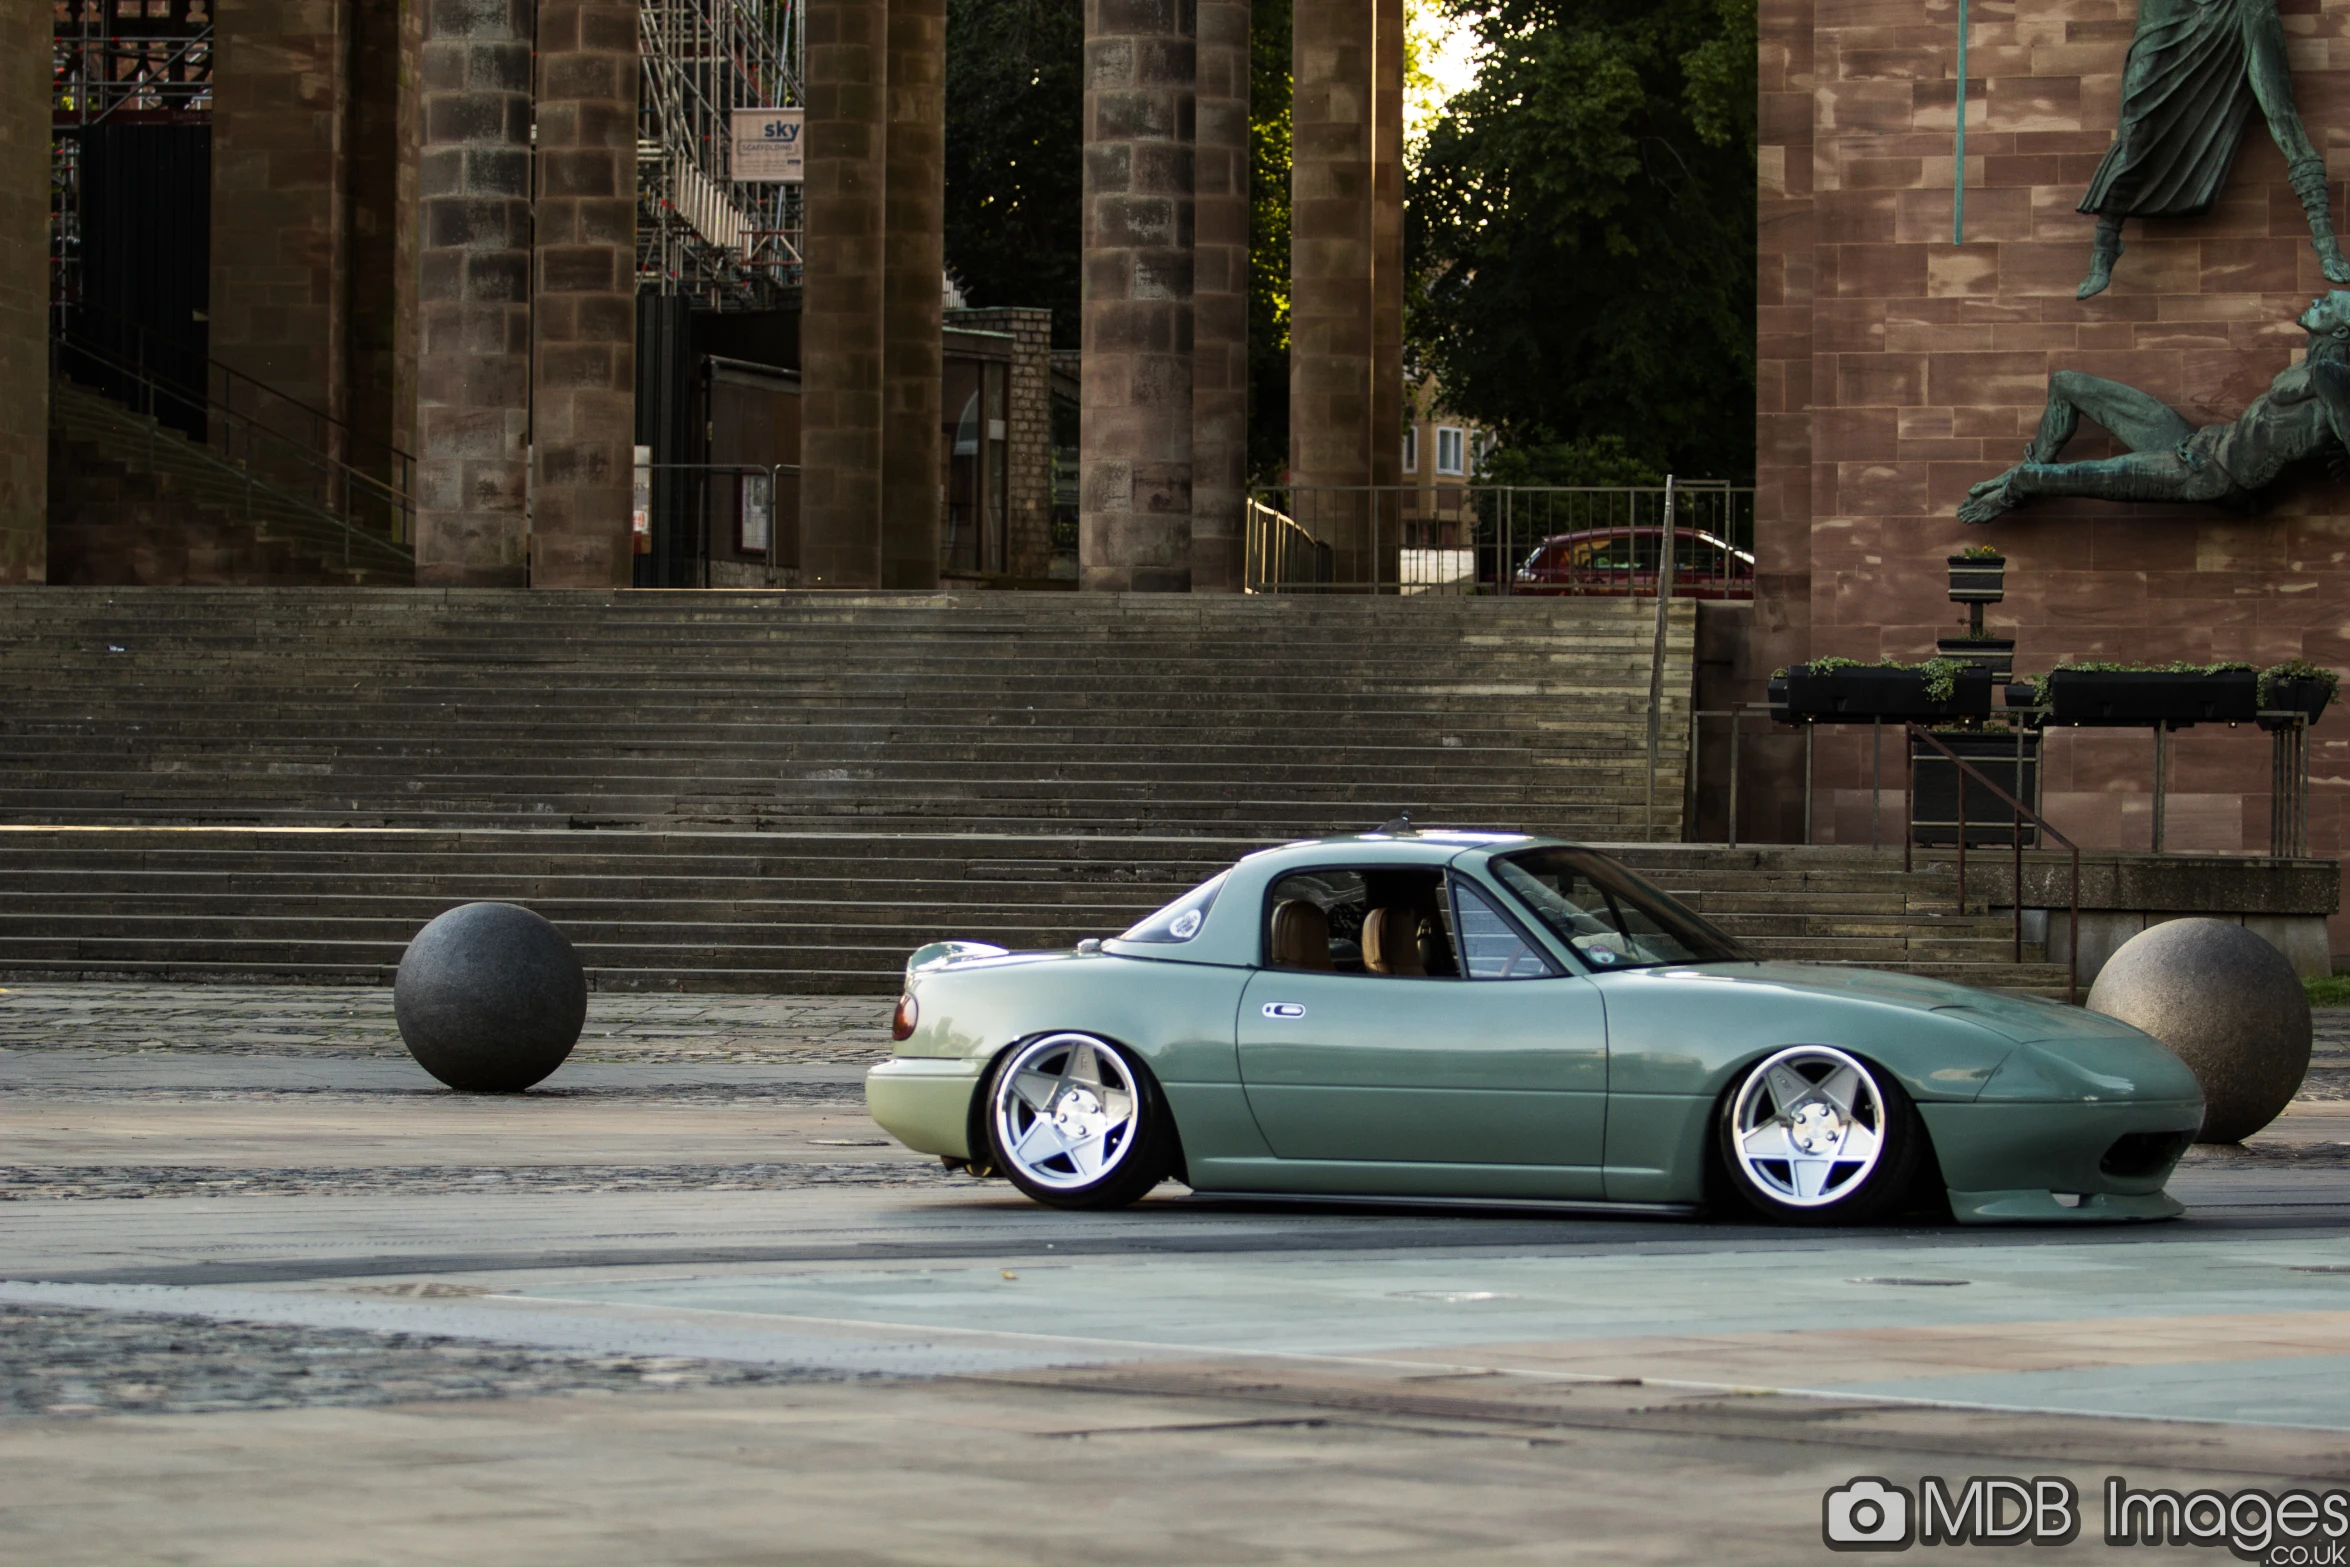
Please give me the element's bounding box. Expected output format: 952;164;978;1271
800;0;889;587
1078;0;1196;593
0;0;46;583
1191;0;1249;591
1288;0;1371;579
880;0;944;589
209;0;350;455
414;0;533;586
1366;0;1403;579
531;0;637;587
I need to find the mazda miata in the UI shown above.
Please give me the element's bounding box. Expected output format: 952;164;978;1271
865;830;2204;1223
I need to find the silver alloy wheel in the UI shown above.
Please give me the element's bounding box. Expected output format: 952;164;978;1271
1727;1045;1889;1209
991;1034;1140;1192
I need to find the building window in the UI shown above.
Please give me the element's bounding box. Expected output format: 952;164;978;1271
1436;426;1466;476
1402;425;1418;474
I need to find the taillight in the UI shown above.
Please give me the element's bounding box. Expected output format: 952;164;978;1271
892;993;918;1041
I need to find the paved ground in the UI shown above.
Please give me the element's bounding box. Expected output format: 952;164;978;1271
4;983;2350;1564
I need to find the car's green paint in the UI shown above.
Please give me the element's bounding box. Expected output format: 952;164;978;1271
865;832;2207;1222
863;1057;988;1158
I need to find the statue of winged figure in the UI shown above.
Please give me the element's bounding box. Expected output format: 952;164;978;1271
1960;293;2350;521
2075;0;2350;298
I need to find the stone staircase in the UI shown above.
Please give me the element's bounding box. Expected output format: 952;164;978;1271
0;587;2066;993
47;379;415;588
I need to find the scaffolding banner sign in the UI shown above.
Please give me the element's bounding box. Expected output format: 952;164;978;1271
731;109;804;182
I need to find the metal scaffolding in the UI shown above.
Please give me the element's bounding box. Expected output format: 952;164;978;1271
638;0;804;309
49;0;215;316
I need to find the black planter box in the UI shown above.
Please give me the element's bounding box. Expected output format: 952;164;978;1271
1767;674;1795;725
1936;635;2015;681
1783;664;1994;722
2044;669;2257;727
2259;674;2334;732
1948;555;2006;604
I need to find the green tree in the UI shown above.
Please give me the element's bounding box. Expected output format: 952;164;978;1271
1410;0;1757;482
943;0;1084;347
1249;0;1293;484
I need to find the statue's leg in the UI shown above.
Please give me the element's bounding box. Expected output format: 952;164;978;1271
2247;21;2350;283
2024;369;2194;463
2077;215;2126;299
2007;450;2234;506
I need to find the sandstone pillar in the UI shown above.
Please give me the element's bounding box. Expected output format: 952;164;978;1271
1191;0;1250;591
414;0;533;586
1288;0;1371;578
1078;0;1196;593
1368;0;1402;496
880;0;944;589
531;0;638;587
0;0;46;583
209;0;349;455
801;0;889;587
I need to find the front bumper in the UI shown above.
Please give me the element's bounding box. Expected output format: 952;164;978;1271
1920;1099;2202;1224
865;1056;987;1159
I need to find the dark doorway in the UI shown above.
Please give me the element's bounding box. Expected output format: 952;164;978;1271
65;124;211;441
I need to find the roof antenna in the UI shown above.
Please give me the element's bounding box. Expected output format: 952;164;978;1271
1378;811;1415;835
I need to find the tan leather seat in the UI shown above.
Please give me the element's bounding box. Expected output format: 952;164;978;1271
1362;906;1426;977
1269;899;1333;969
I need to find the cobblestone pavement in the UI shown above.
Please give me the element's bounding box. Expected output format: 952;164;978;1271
0;985;894;1063
0;1162;964;1201
2;1304;847;1419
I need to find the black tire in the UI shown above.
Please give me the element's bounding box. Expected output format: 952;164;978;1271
1716;1045;1925;1225
983;1033;1174;1210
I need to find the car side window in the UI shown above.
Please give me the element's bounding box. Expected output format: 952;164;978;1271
1452;878;1558;980
1265;867;1459;977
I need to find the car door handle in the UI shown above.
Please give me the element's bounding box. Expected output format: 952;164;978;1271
1261;1003;1306;1019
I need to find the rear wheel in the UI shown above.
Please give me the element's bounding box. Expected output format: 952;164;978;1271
985;1033;1172;1210
1718;1045;1923;1224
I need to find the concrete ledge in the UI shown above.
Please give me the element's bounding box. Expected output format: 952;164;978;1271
1921;851;2342;982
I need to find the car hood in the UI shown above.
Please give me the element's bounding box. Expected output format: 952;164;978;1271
1657;962;2198;1104
1671;962;2147;1044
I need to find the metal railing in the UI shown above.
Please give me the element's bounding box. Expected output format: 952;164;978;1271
1244;483;1755;596
1905;723;2082;1003
50;322;415;571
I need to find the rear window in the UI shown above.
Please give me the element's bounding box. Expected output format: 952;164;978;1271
1118;872;1229;944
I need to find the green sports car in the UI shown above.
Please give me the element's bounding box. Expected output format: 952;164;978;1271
865;830;2205;1224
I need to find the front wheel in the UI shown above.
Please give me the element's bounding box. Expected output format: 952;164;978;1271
1718;1045;1924;1224
984;1033;1173;1209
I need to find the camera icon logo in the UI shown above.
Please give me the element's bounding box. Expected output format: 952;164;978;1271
1823;1477;1915;1552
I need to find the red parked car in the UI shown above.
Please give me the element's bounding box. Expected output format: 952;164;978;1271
1511;525;1755;599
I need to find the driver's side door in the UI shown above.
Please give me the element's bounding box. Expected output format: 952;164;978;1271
1236;867;1607;1191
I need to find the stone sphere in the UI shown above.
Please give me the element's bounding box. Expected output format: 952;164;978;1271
2086;918;2311;1144
393;902;587;1092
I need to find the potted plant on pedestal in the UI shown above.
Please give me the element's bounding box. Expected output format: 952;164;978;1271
2259;660;2339;731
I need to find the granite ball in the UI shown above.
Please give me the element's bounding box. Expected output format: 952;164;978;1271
2086;917;2311;1144
393;902;587;1092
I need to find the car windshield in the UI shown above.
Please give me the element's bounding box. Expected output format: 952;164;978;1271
1489;848;1753;970
1117;871;1229;944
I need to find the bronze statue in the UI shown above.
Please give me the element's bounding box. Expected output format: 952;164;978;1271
1959;293;2350;522
2075;0;2350;298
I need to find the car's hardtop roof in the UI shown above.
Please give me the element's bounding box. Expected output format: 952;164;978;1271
1237;830;1566;870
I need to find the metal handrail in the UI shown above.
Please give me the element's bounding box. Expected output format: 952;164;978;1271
1905;723;2081;1003
56;296;417;476
51;328;414;566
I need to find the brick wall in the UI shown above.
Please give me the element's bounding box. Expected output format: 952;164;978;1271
0;0;46;582
949;306;1054;578
1762;0;2350;949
